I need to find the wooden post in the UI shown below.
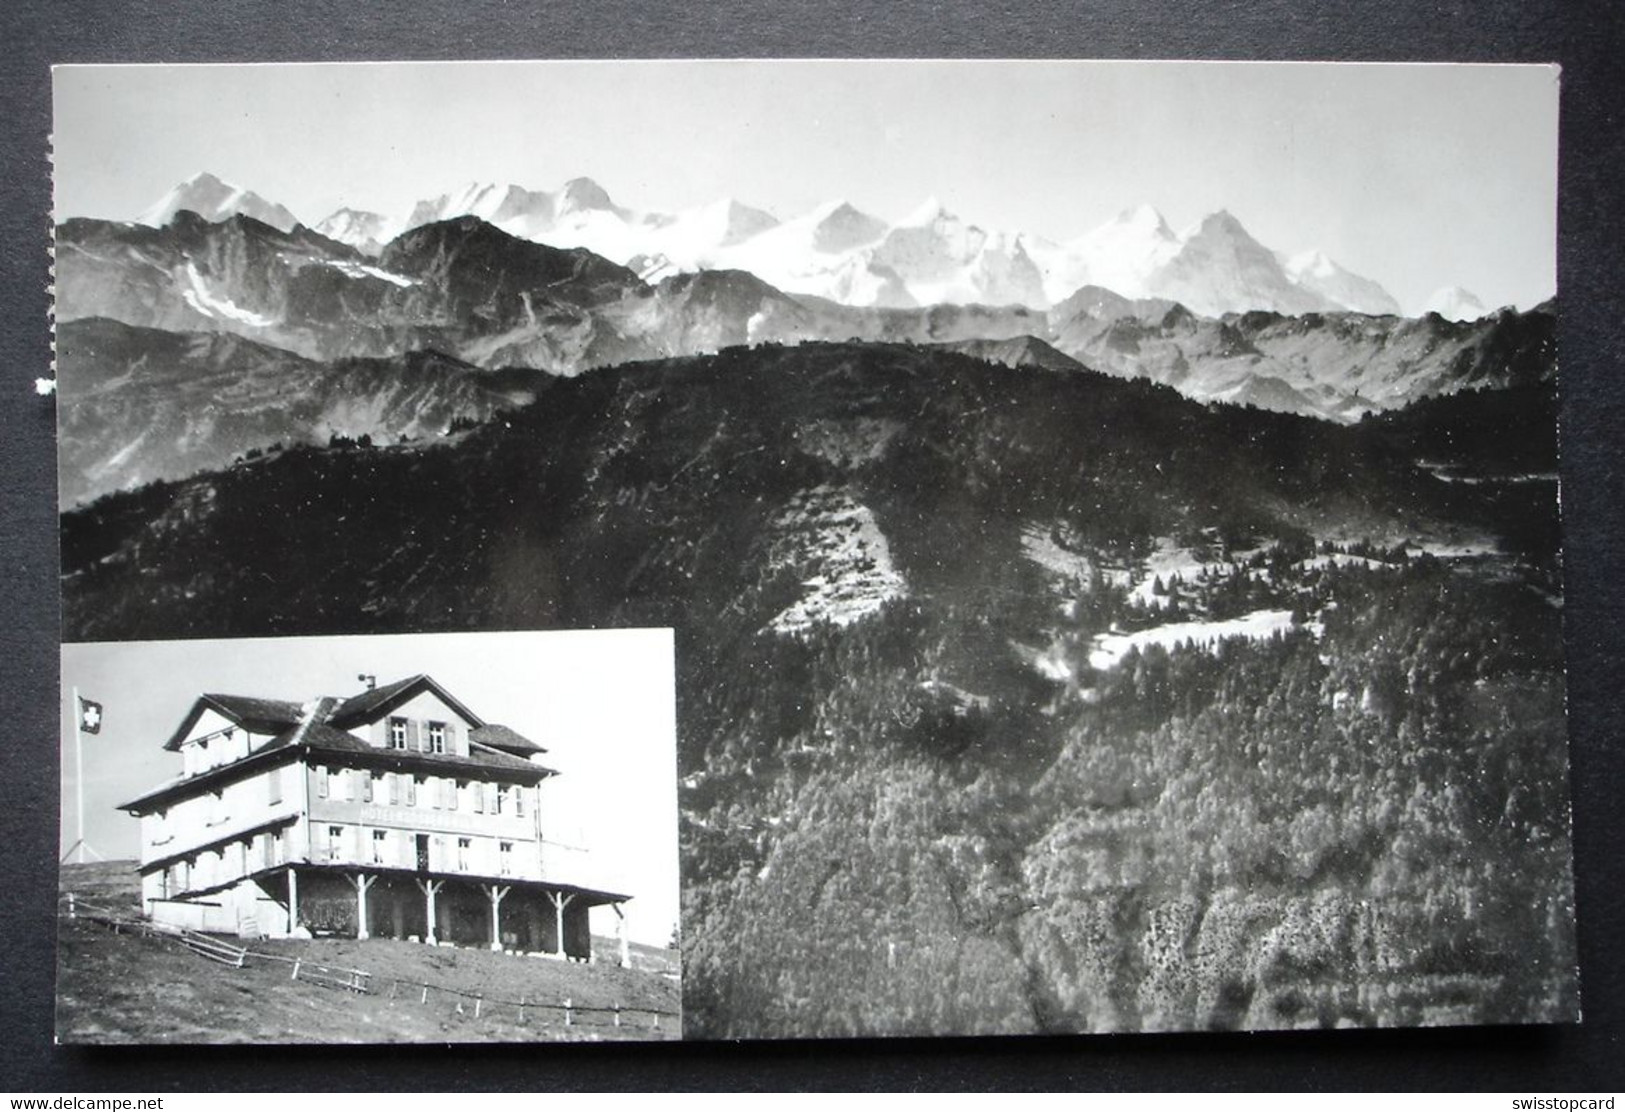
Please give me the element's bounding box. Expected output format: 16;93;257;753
614;1004;621;1028
564;997;572;1027
420;984;429;1005
486;884;511;952
474;995;482;1019
415;879;444;945
546;891;576;959
519;996;526;1024
291;959;301;981
287;867;300;936
67;893;76;920
351;873;378;940
612;902;630;969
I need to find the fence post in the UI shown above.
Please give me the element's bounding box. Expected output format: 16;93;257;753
420;984;429;1005
614;1004;621;1028
519;996;526;1024
67;893;76;920
474;995;482;1019
291;959;301;982
564;998;572;1027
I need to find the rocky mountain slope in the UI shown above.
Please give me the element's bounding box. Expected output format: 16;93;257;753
56;211;1553;431
55;317;544;505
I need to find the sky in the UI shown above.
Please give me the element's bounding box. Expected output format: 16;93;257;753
59;629;679;947
52;59;1558;314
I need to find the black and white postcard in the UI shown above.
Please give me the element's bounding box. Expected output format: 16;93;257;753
53;59;1575;1040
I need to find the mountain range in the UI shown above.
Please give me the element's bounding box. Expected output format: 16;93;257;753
56;207;1552;483
136;171;1446;319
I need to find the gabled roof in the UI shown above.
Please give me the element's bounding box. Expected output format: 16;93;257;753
162;675;489;751
469;723;546;756
327;674;486;731
162;693;306;751
124;719;556;814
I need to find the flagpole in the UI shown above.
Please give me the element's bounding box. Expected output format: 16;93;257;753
62;686;103;866
73;685;85;865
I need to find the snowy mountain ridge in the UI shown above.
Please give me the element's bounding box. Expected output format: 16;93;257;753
132;172;1477;319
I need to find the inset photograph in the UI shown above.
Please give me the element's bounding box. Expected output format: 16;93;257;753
57;629;680;1043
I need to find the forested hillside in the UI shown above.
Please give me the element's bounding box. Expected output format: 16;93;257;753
60;341;1576;1036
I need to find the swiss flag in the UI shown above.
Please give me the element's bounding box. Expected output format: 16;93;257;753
78;696;103;735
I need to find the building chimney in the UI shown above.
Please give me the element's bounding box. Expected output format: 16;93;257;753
358;674;377;691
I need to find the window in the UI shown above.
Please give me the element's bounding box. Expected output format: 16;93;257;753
428;722;447;755
515;787;525;819
456;838;471;871
267;767;282;805
327;825;345;862
365;772;383;803
407;776;419;807
372;829;387;865
450;780;463;812
327;767;346;801
499;842;513;876
388;717;408;749
472;781;485;814
496;785;509;815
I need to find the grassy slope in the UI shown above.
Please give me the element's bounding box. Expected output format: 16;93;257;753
56;863;679;1044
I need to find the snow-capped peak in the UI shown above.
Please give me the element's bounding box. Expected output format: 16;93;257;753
1284;250;1402;316
1422;285;1490;322
138;172;302;233
313;208;404;254
1150;209;1331;317
1061;204;1184;300
557;176;617;215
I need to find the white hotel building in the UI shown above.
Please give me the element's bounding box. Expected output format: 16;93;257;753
120;674;631;960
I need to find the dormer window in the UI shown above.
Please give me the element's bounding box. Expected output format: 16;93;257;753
428;722;447;754
388;717;408;749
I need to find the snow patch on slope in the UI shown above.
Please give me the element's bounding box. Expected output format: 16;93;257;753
180;261;277;327
318;258;419;287
1089;608;1303;670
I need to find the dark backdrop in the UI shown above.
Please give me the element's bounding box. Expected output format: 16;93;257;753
3;0;1621;1090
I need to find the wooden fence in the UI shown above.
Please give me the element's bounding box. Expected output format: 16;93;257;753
61;892;677;1032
